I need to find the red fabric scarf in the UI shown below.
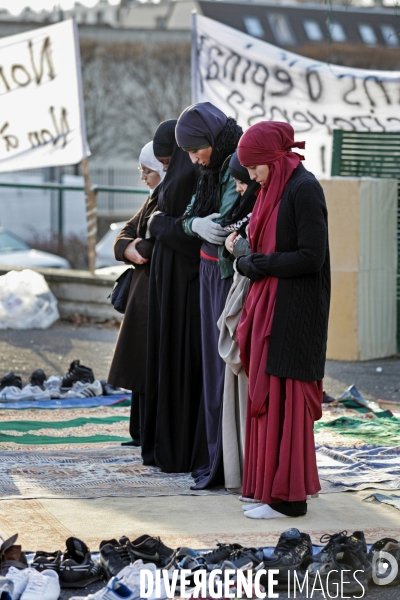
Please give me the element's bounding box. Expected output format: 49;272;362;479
236;122;305;417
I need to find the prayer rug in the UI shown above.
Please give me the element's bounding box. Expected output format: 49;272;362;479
0;446;227;499
317;445;400;493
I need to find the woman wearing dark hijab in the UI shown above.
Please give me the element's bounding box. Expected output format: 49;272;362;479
141;119;204;474
218;151;260;492
108;142;165;446
176;102;243;490
236;121;330;519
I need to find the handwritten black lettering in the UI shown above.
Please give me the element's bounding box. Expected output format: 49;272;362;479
270;68;293;97
28;37;55;85
248;103;266;126
251;64;269;104
11;64;31;87
306;70;322;102
0;122;18;151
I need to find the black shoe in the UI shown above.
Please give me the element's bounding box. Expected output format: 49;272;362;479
99;540;131;578
261;529;313;588
121;440;140;447
59;537;103;588
368;537;398;562
30;369;47;390
126;535;174;567
31;550;62;573
203;542;243;567
225;547;263;570
61;360;94;391
311;530;367;565
0;372;22;391
306;544;370;594
101;381;125;396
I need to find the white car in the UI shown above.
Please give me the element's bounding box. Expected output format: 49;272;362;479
0;228;70;269
95;222;125;269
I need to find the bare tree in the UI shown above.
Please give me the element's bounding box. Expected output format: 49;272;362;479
80;40;191;159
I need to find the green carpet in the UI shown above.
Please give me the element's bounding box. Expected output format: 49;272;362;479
316;412;400;446
0;433;131;444
0;416;129;432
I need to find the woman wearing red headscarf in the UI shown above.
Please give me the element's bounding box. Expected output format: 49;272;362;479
236;121;330;519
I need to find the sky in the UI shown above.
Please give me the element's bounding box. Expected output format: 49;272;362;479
0;1;120;16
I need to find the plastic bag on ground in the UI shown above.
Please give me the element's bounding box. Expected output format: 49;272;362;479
0;269;59;329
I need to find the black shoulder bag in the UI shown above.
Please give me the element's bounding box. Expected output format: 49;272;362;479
110;267;133;314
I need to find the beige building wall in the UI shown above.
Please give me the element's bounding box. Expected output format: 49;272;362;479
321;177;398;361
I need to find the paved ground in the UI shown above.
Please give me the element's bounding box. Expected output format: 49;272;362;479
0;320;399;403
1;322;400;599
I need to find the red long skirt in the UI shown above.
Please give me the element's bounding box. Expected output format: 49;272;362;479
242;371;322;503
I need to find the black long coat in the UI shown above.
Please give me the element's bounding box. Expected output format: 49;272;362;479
107;192;158;392
140;215;205;473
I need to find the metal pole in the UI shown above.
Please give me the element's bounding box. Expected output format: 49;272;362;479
82;158;97;274
57;166;63;240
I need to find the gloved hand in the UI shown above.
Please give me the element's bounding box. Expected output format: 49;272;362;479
192;213;229;245
236;254;267;281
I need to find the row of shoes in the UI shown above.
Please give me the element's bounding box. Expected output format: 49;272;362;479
98;530;400;597
3;530;400;600
0;534;102;597
0;360;124;402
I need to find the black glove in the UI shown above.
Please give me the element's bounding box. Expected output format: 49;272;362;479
236;254;267;281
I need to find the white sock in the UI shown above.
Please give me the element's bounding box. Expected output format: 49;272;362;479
242;503;263;511
238;496;261;503
244;504;289;520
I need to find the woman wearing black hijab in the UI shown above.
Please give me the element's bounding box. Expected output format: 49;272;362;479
176;102;243;490
141;119;204;474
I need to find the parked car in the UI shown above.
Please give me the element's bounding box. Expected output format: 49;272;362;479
95;222;125;269
0;228;70;269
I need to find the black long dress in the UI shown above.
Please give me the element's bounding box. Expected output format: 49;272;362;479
141;125;204;473
108;190;158;442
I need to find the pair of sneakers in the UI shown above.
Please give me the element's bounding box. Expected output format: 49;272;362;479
70;561;168;600
6;567;60;600
32;537;102;588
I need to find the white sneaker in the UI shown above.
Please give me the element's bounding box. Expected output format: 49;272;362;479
60;380;103;399
5;567;31;600
0;385;51;402
20;570;60;600
44;377;62;398
118;561;166;600
70;577;138;600
0;575;14;600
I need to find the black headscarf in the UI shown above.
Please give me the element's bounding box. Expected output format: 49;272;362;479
228;150;251;185
153;120;176;157
153;119;198;218
220;152;260;235
175;102;228;150
176;103;243;220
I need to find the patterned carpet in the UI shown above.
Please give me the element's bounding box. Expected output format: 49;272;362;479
0;446;226;499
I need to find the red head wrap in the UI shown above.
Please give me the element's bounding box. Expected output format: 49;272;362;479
237;121;305;166
236;122;305;254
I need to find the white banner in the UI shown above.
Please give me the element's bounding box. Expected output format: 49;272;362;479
0;19;89;173
192;15;400;177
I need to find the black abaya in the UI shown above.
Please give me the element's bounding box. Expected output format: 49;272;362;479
141;120;205;473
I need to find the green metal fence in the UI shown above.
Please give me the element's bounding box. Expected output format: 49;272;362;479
331;130;400;348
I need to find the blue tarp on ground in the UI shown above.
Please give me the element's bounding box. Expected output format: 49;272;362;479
0;394;130;410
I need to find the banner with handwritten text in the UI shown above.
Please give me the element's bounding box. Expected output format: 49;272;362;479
192;15;400;177
0;19;89;173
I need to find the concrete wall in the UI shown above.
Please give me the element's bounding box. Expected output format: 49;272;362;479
321;177;398;361
0;266;123;323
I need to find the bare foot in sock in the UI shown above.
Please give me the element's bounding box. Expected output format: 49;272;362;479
242;504;263;511
244;504;289;519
